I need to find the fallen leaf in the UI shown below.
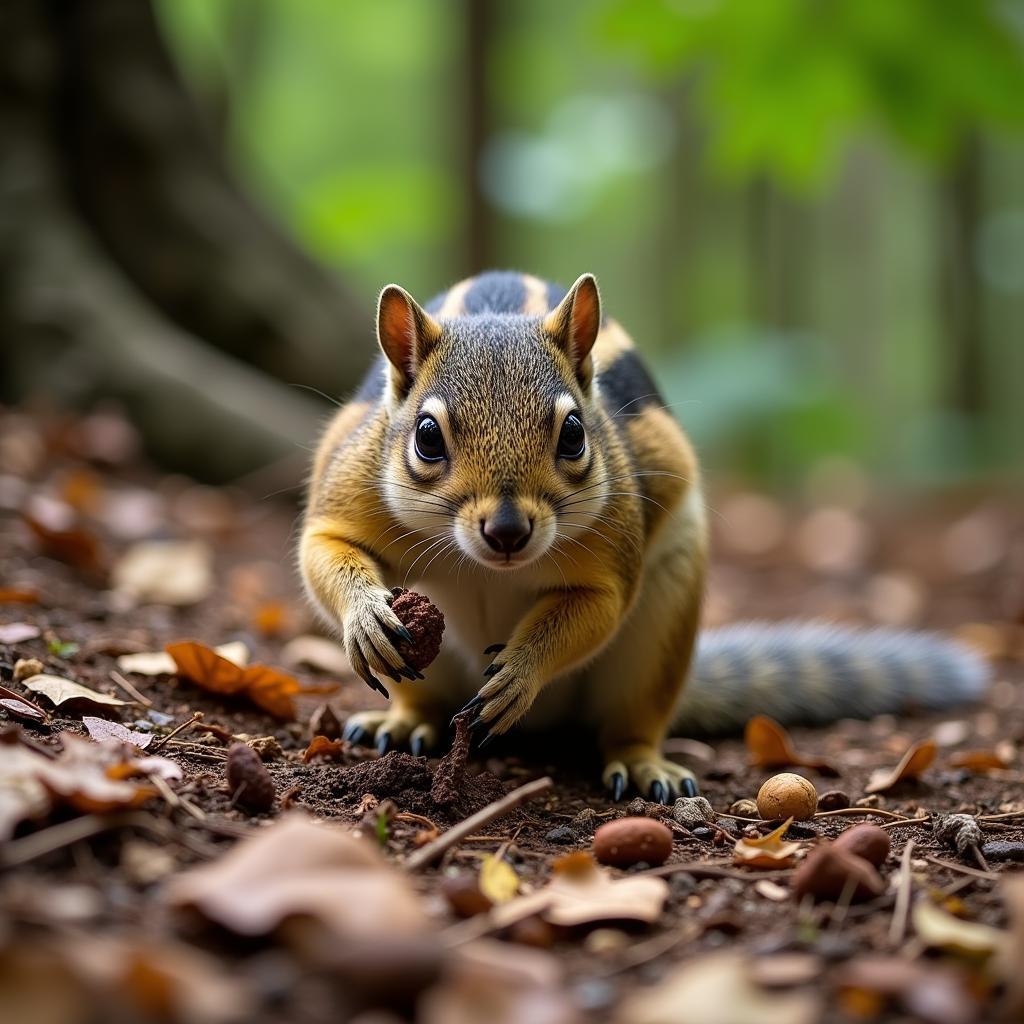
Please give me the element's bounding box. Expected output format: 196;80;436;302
490;852;668;928
912;900;1007;957
0;622;41;644
252;602;289;637
0;743;51;839
616;951;820;1024
0;698;47;724
0;588;39;604
754;880;790;902
303;735;346;762
117;640;249;676
165;812;426;939
949;748;1012;773
83;717;153;749
479;855;519;905
865;738;937;794
998;876;1024;1015
745;716;837;775
734;819;802;869
22;513;105;576
112;540;212;606
167;641;334;721
23;674;128;714
281;634;350;676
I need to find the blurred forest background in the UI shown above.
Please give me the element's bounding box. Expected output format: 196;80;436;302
2;0;1023;489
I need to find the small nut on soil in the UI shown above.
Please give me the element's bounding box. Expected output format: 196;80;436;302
817;789;851;812
791;843;885;903
593;817;672;868
729;798;760;817
756;773;818;821
226;742;276;813
832;823;891;867
13;658;44;682
390;589;445;672
441;874;492;918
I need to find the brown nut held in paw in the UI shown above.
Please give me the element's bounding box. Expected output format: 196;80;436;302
792;844;885;903
757;773;818;821
593;817;672;867
226;742;276;814
832;822;891;867
390;589;445;671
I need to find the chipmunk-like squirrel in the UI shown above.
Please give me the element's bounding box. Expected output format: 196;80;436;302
300;270;987;802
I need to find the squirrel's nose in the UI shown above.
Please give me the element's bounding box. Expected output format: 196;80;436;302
481;507;533;554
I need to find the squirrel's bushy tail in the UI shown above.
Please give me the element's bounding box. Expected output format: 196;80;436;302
673;621;989;737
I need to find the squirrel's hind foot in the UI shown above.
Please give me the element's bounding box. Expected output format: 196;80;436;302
602;747;699;803
342;707;440;757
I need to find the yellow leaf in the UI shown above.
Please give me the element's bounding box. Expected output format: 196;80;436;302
734;817;802;869
479;855;519;905
865;739;937;794
744;716;837;774
913;900;1007;957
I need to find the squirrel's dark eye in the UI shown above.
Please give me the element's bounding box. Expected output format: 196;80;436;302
557;413;585;460
415;416;447;462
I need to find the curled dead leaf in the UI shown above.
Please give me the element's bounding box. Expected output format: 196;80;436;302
82;716;153;749
23;674;129;714
733;818;802;869
745;716;837;775
865;738;937;794
949;748;1013;773
117;641;248;677
912;899;1007;957
303;735;347;762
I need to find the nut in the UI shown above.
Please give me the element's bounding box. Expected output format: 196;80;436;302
792;843;885;903
593;817;672;868
390;589;445;671
832;823;891;867
817;789;851;812
226;742;276;813
441;874;492;918
729;798;760;817
757;773;818;821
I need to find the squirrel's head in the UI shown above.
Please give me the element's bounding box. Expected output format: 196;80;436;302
375;274;609;572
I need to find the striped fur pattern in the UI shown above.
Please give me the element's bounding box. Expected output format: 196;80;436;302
677;621;989;735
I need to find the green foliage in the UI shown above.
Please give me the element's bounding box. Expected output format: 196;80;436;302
599;0;1024;188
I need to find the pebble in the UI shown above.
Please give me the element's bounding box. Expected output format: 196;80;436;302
593;817;672;867
832;823;891;867
817;789;851;811
545;825;576;844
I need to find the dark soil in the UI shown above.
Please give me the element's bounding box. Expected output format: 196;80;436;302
1;406;1022;1023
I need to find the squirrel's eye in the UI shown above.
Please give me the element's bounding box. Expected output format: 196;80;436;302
415;416;447;462
557;413;585;460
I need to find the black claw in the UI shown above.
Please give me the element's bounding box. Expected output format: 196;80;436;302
483;663;502;677
362;675;390;699
376;732;392;756
468;714;488;733
402;662;425;680
483;643;506;655
477;731;496;750
394;624;414;644
666;782;678;803
451;695;484;726
649;780;668;804
610;771;627;802
410;735;425;757
343;723;369;745
681;778;699;798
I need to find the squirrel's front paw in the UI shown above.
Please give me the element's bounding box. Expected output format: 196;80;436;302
342;588;424;697
455;646;539;746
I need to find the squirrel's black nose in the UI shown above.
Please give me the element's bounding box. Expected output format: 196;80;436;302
481;505;533;554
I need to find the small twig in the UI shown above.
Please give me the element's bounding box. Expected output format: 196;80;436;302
405;776;553;871
109;670;152;707
978;811;1024;823
150;712;203;752
0;813;142;866
394;811;439;831
827;873;859;931
888;839;916;946
814;808;912;822
880;817;930;830
924;855;999;880
970;844;990;872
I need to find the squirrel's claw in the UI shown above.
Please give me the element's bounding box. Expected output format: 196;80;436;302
343;721;370;745
376;732;392;756
608;771;627;802
451;694;484;726
680;777;699;798
648;780;668;804
483;643;506;656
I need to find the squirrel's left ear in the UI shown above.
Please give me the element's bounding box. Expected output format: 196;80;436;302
543;273;601;387
377;284;442;393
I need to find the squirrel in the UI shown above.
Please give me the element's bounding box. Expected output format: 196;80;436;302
300;270;988;802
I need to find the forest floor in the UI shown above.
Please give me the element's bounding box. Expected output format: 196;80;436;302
1;404;1023;1024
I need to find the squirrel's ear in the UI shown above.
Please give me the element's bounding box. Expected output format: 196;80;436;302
543;274;601;386
376;285;442;391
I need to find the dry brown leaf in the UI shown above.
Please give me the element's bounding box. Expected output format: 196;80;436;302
23;674;129;714
281;634;350;676
111;540;212;606
616;951;820;1024
998;876;1024;1015
734;818;802;869
117;640;248;677
22;513;105;576
865;738;937;794
745;716;837;774
167;641;335;721
166;812;426;939
0;697;47;724
912;899;1007;957
252;602;289;637
303;735;346;762
0;622;41;644
490;852;668;928
949;748;1012;773
0;587;40;605
83;716;153;749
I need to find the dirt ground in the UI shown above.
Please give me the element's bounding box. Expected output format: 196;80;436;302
1;406;1022;1024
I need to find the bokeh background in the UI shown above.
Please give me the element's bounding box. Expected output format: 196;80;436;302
2;0;1023;490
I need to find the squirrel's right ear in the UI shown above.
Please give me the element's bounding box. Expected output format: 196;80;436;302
376;285;442;392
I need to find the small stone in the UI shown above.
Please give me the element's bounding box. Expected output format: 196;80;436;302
571;807;599;832
832;823;891;867
593;817;673;867
671;795;715;828
13;658;44;682
729;798;759;817
546;825;576;844
225;743;276;813
247;735;284;761
981;841;1024;863
817;790;851;812
690;826;712;841
308;703;342;741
